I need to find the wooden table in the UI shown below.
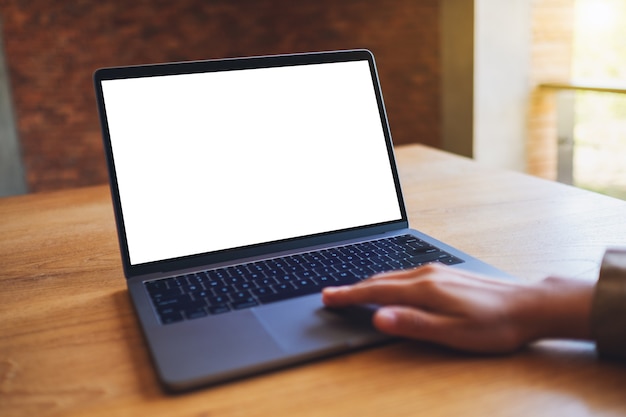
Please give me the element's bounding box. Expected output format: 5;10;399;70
2;144;625;417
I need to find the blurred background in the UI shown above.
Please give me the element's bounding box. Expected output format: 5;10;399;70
0;0;623;199
571;0;626;199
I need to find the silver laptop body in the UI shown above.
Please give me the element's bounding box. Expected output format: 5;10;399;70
94;49;510;392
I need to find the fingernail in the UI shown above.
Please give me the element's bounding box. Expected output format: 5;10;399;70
376;309;397;327
323;286;345;294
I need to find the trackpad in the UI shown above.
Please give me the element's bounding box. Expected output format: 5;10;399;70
252;294;387;354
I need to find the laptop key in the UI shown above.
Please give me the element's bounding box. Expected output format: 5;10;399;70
258;283;320;304
438;255;464;265
145;279;168;293
272;283;294;293
253;277;278;287
294;269;316;279
367;263;395;274
224;276;244;285
155;295;185;308
330;272;362;286
315;275;337;285
207;295;229;306
159;310;184;324
148;286;183;300
294;278;318;289
405;251;449;265
208;304;231;315
276;274;296;282
214;284;237;295
231;297;259;310
335;263;354;271
184;305;208;320
251;287;273;297
235;282;253;291
189;289;212;301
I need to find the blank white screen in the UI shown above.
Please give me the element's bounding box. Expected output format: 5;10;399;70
102;60;402;265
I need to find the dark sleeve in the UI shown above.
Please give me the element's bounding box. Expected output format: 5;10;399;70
591;248;626;361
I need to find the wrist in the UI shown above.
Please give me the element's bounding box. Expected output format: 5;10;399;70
516;276;594;344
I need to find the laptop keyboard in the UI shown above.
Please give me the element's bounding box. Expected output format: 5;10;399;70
145;234;463;324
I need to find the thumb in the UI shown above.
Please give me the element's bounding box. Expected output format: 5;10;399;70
373;307;524;353
373;306;453;344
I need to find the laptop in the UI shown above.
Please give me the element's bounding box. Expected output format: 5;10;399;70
94;49;510;392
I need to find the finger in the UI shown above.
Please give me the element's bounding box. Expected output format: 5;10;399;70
322;264;454;307
372;306;455;344
322;279;423;307
373;306;523;353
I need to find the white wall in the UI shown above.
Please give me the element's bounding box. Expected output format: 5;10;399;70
474;0;531;171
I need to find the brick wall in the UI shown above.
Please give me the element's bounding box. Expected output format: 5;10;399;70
0;0;441;192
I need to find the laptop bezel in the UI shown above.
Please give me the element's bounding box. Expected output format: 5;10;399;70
93;49;409;279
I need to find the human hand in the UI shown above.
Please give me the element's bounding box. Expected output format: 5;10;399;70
322;264;593;353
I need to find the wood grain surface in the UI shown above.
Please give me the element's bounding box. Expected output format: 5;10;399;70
2;145;625;417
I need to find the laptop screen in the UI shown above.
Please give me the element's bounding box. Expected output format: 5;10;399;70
100;58;403;266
